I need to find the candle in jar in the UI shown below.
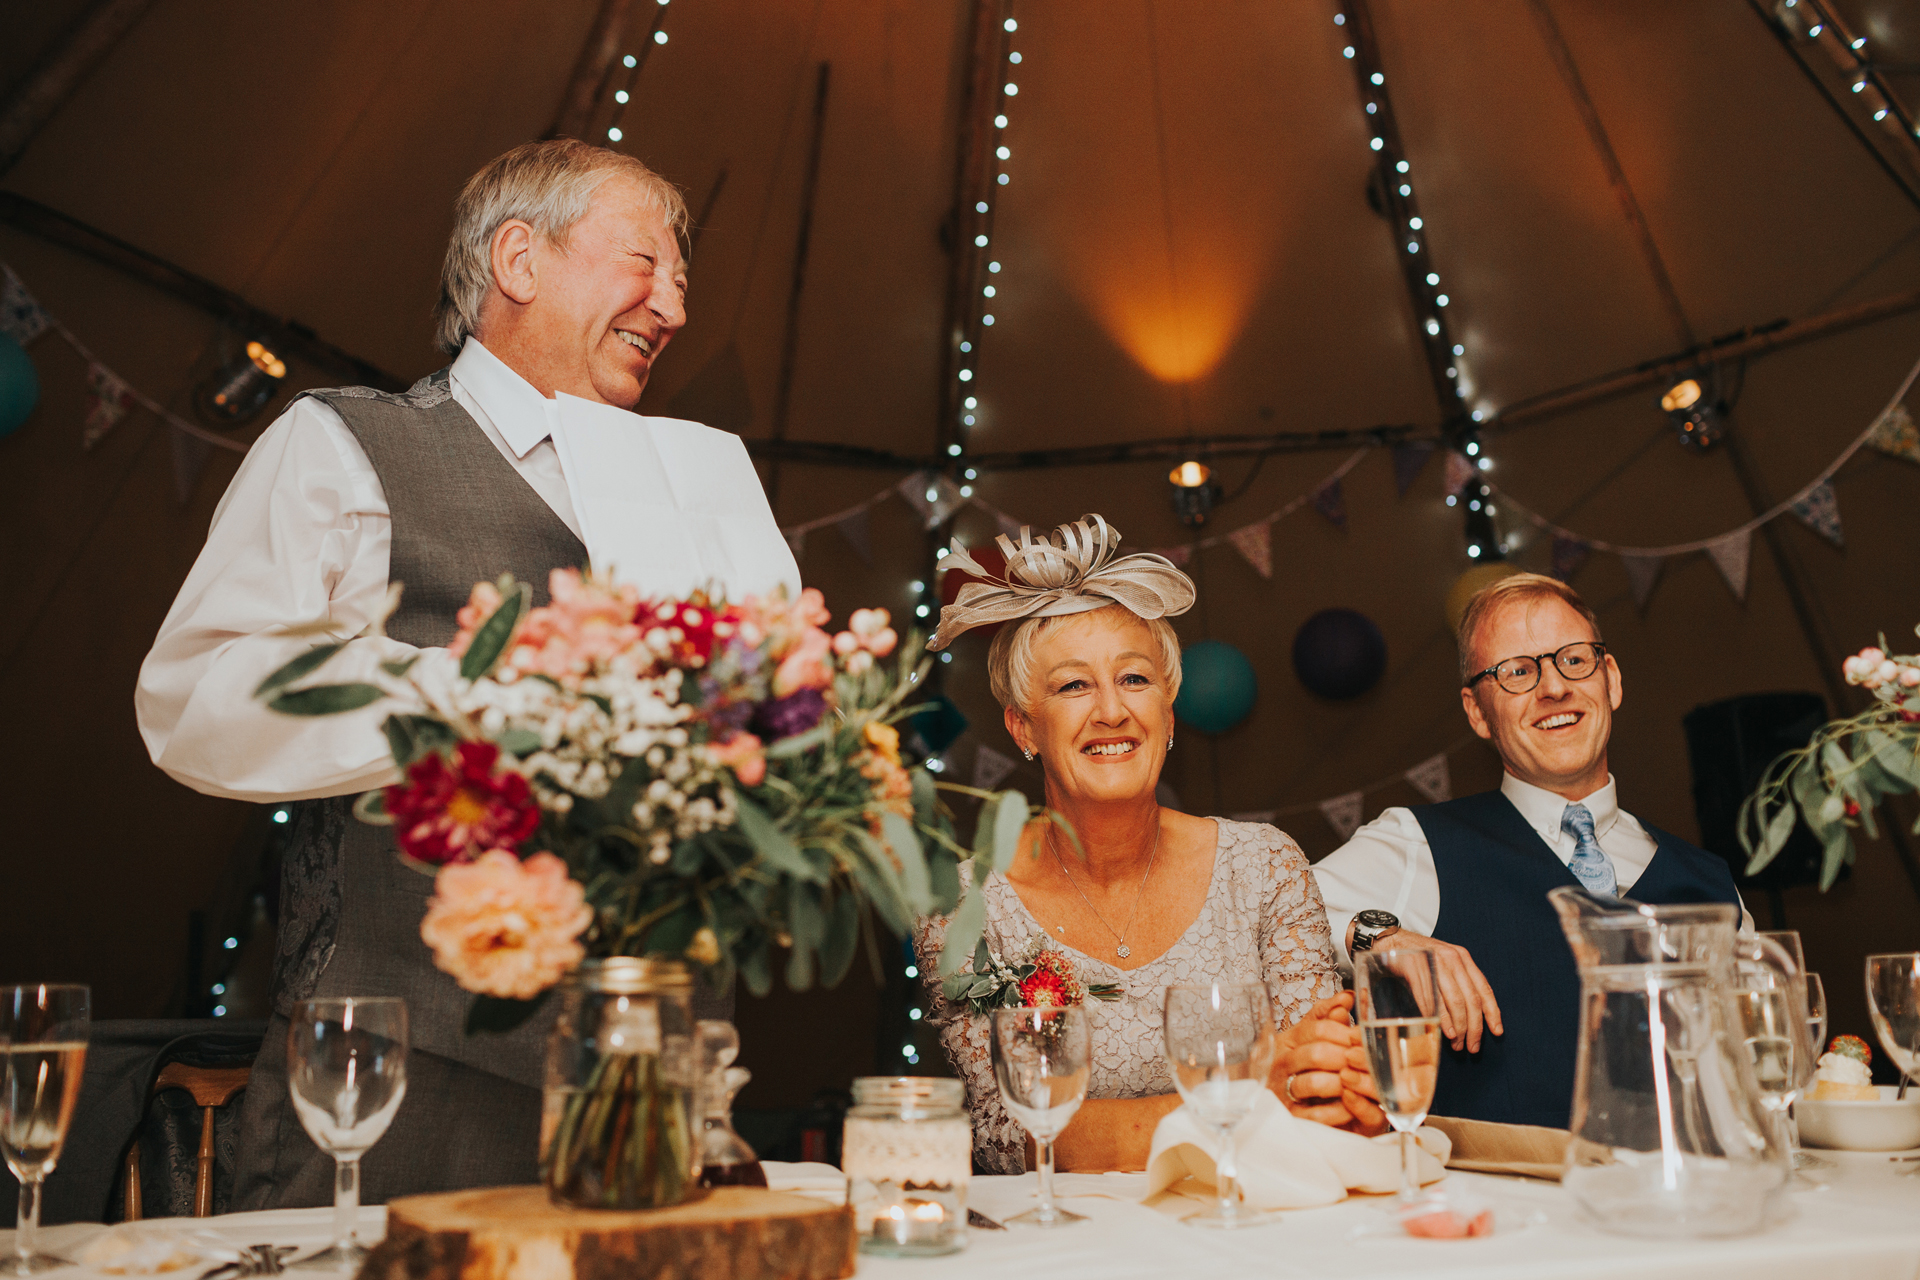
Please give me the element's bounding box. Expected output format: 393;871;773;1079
878;1199;949;1245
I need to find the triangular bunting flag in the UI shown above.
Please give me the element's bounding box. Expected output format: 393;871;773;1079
1621;553;1664;609
897;471;964;530
84;362;134;448
1790;481;1844;548
1153;545;1192;567
1311;477;1348;531
1404;753;1451;804
1550;534;1590;583
992;510;1024;541
1392;441;1437;496
1868;403;1920;465
1227;810;1277;824
836;508;872;563
1319;790;1365;842
1705;530;1751;602
972;744;1018;792
1226;522;1272;579
1;266;50;345
785;530;806;561
1443;449;1477;496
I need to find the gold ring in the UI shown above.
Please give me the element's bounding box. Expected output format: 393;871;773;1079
1284;1073;1301;1104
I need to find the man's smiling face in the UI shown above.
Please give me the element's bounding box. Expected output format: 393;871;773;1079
1459;594;1622;800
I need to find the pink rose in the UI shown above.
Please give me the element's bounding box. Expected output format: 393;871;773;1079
419;851;592;999
848;608;897;657
709;733;767;787
773;627;834;696
449;582;505;658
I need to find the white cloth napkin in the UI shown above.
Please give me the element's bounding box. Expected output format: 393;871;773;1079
74;1222;242;1274
1146;1090;1450;1211
761;1159;850;1204
549;395;801;601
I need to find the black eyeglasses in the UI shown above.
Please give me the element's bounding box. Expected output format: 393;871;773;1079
1465;641;1608;695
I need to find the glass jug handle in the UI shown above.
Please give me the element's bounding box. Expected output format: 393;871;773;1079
1741;933;1815;1083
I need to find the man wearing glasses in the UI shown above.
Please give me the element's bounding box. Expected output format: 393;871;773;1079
1309;572;1745;1128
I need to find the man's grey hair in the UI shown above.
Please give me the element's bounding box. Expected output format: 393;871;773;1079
433;138;689;356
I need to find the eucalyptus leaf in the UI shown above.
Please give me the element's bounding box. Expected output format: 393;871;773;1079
381;714;455;768
819;890;859;987
880;810;932;913
380;654;421;679
497;727;543;757
732;792;825;882
460;581;530;681
269;683;387;716
938;888;987;977
254;642;346;698
911;766;938;826
1819;826;1855;891
1790;756;1835;839
991;789;1029;873
763;720;836;760
927;844;961;915
1761;800;1796;865
1868;730;1920;789
845;832;912;935
740;941;773;998
785;939;816;990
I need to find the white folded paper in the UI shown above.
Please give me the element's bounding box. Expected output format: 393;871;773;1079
1146;1090;1450;1211
761;1159;849;1204
550;395;801;602
75;1222;242;1274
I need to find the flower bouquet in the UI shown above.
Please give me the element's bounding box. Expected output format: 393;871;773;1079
1740;628;1920;889
256;568;1029;1206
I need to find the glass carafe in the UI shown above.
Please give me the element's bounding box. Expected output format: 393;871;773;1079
1549;887;1800;1238
695;1020;766;1188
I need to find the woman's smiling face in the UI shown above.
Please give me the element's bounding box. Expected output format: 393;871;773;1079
1006;607;1174;806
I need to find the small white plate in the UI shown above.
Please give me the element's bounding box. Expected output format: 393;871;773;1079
1798;1085;1920;1151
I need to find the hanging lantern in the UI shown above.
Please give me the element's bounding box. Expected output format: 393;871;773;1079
1660;371;1725;452
198;340;287;424
1168;459;1218;527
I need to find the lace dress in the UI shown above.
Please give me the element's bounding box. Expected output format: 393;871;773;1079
913;819;1340;1173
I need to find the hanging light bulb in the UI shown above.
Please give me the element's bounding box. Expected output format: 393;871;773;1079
1660;373;1725;451
198;339;287;424
1168;460;1217;527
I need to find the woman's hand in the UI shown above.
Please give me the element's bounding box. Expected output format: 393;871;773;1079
1271;992;1390;1136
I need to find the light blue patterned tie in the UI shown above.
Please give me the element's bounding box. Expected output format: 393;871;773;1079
1560;803;1619;898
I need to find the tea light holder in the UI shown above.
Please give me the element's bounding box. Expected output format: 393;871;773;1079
843;1077;970;1257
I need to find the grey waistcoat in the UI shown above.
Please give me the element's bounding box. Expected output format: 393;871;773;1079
273;370;588;1090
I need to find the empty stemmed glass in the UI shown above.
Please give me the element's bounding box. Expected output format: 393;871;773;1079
990;1006;1091;1227
1353;952;1442;1206
1793;973;1832;1171
1;985;89;1277
287;998;409;1270
1163;982;1277;1229
1866;953;1920;1174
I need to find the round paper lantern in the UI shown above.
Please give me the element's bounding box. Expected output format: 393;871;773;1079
1444;563;1523;636
0;335;39;439
1291;608;1388;701
1174;640;1258;734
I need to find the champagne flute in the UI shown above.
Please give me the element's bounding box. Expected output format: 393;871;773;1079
1163;983;1277;1229
1;985;88;1277
287;998;408;1270
990;1006;1090;1228
1733;977;1801;1154
1353;951;1441;1205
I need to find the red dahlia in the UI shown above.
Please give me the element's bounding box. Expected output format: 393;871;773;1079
1018;967;1069;1008
385;741;540;865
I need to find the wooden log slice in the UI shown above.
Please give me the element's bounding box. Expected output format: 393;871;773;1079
360;1185;857;1280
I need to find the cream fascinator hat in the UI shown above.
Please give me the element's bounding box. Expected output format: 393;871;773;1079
928;514;1197;651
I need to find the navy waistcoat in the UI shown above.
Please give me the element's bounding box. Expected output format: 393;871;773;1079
1412;790;1740;1128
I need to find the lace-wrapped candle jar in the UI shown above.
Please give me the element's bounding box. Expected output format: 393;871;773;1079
842;1077;970;1256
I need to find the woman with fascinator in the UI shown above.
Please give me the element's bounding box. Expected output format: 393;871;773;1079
914;515;1388;1174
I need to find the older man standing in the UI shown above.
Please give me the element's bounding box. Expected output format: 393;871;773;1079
137;141;796;1207
1308;573;1745;1129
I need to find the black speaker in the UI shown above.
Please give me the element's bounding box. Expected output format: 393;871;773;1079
1682;692;1843;893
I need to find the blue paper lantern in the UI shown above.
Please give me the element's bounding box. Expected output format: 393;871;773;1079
1291;608;1387;700
1174;640;1258;734
0;335;38;439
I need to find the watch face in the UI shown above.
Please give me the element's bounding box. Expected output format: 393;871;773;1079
1354;909;1399;930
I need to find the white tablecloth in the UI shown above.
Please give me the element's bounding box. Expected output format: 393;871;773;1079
11;1153;1918;1280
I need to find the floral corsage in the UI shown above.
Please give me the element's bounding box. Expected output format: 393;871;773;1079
945;935;1122;1017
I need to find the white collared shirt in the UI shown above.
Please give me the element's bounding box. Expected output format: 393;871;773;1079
1309;772;1752;964
136;340;584;803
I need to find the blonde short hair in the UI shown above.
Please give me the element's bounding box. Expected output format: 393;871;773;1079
433;139;689;355
1456;572;1603;682
987;603;1184;715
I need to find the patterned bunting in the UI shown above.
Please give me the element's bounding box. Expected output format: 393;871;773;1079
1153;544;1192;567
1404;753;1451;804
1706;530;1751;602
1311;477;1348;531
1621;553;1664;609
1226;521;1272;579
972;743;1018;791
84;363;134;448
897;471;964;530
1790;481;1844;548
0;266;49;345
836;507;872;563
1319;791;1365;842
1868;403;1920;465
1442;450;1477;496
1550;534;1590;583
1391;441;1437;496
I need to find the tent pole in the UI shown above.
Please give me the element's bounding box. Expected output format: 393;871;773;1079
545;0;641;141
763;63;832;508
0;0;159;178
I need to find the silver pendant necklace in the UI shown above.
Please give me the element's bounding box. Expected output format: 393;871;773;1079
1048;819;1160;960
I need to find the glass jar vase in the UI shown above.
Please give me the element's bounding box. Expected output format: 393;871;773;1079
842;1077;970;1257
541;957;702;1209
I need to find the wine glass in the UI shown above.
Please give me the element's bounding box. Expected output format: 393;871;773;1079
1;985;89;1277
990;1006;1090;1228
1353;952;1441;1206
1759;931;1805;975
1733;973;1802;1160
287;998;408;1270
1867;952;1920;1090
1163;982;1277;1229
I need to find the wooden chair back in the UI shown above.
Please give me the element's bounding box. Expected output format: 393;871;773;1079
121;1063;252;1220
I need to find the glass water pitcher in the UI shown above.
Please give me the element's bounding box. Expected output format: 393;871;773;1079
1549;887;1804;1238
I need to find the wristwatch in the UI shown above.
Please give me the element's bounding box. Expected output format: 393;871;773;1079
1350;909;1401;954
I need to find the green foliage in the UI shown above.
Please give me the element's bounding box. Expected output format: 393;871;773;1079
460;579;530;681
268;683;386;715
382;714;456;768
1740;706;1920;890
255;642;348;698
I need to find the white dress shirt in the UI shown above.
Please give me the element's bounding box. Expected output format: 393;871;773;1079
1310;773;1751;964
137;340;589;804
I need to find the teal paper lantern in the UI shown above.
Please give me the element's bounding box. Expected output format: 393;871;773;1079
0;335;38;438
1174;640;1258;734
